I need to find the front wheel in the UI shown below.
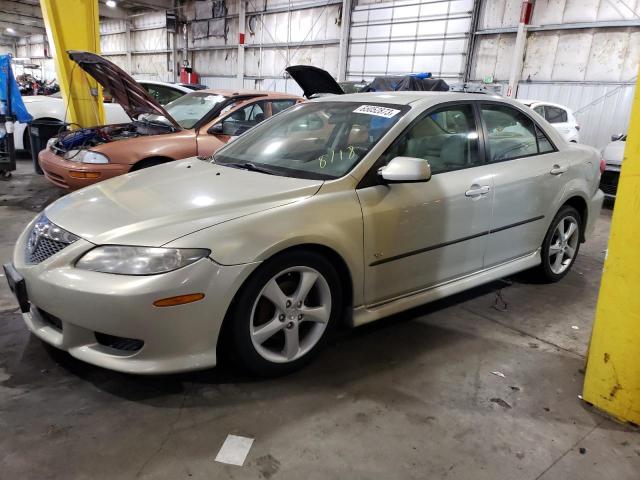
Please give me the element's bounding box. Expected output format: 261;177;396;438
536;205;581;282
228;251;343;376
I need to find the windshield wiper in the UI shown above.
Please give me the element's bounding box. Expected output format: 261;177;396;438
222;162;277;176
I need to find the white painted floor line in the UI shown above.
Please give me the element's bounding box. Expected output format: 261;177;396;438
215;434;254;466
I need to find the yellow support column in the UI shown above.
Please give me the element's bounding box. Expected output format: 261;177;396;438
40;0;104;127
583;72;640;425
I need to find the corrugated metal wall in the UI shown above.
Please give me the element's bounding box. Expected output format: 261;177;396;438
347;0;475;81
517;82;634;149
101;11;173;81
187;0;342;95
471;0;639;148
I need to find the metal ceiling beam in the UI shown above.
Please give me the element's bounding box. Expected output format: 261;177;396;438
124;0;173;10
475;19;640;35
0;19;46;34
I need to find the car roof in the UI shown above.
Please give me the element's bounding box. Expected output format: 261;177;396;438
518;99;573;112
135;80;194;93
311;91;514;108
194;88;301;99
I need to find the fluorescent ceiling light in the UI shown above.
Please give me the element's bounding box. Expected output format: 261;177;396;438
106;0;117;7
6;27;15;34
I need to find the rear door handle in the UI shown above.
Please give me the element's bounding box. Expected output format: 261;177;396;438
550;165;568;175
465;185;491;197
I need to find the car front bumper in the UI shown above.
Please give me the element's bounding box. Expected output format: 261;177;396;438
10;220;257;374
39;148;129;190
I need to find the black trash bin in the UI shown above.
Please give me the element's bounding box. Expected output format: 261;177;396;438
28;119;67;175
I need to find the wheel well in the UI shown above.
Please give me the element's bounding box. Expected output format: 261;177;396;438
562;196;588;241
130;156;174;171
216;243;355;363
274;244;354;311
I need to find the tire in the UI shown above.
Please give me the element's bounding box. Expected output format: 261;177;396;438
227;250;343;377
536;205;582;282
23;128;31;154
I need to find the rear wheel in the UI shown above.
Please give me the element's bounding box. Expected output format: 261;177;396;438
228;251;343;376
536;205;581;282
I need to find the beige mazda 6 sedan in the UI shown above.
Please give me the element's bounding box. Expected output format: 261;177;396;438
4;92;604;376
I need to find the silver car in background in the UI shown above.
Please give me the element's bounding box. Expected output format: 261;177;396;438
4;92;604;376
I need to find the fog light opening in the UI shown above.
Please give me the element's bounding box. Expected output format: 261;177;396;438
153;293;205;307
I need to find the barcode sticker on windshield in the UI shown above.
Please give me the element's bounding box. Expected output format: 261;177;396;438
353;105;401;118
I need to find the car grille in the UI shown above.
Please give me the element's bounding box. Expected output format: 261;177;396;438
599;171;619;197
25;214;79;264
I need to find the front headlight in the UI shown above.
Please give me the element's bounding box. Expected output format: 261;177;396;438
64;150;110;164
75;246;211;275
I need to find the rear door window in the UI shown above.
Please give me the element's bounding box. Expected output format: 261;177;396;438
544;106;568;124
481;104;556;161
481;104;539;161
270;100;297;115
144;84;184;105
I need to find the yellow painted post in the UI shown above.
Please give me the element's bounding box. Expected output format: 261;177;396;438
39;0;104;127
583;71;640;425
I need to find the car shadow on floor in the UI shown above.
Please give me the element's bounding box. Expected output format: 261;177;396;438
25;278;512;396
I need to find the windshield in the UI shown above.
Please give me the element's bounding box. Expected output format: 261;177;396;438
213;101;408;180
162;92;228;129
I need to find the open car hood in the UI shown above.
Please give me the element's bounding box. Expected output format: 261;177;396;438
285;65;345;98
67;50;180;129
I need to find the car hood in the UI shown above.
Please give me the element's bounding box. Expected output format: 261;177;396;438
21;95;60;104
67;50;180;129
44;159;323;247
285;65;345;98
602;140;625;166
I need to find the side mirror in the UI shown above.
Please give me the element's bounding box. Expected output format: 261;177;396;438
611;133;625;142
208;123;224;135
378;156;431;183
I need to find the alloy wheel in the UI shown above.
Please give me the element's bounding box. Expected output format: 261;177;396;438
548;215;580;275
250;266;332;363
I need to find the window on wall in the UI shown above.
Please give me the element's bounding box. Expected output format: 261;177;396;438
481;104;555;161
544;106;568;124
384;103;481;175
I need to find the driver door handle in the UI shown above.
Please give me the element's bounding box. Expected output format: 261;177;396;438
465;185;491;197
550;165;568;175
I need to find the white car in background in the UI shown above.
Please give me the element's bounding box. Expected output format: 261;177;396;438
519;100;580;143
599;133;626;199
14;81;202;151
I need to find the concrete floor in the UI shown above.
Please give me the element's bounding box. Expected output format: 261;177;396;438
1;159;638;479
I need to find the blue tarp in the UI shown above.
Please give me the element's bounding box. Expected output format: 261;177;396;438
0;54;33;123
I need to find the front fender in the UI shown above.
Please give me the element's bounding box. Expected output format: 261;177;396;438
165;188;366;306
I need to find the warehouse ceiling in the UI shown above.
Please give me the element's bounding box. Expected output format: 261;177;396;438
0;0;174;40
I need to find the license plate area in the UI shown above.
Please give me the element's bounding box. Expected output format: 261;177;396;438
3;263;30;313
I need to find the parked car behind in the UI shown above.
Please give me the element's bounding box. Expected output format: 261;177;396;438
599;133;626;198
38;51;302;190
14;80;198;152
5;92;604;376
518;100;580;143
